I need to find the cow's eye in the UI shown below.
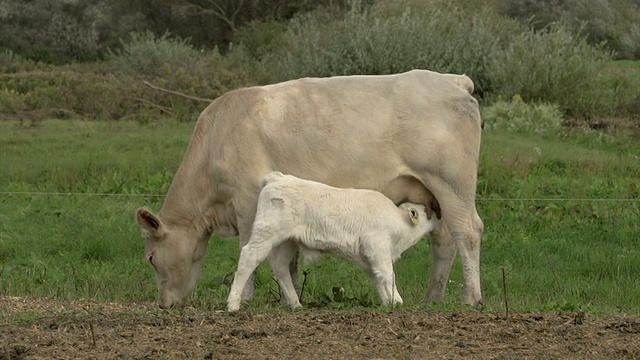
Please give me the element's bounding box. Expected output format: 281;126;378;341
147;255;154;264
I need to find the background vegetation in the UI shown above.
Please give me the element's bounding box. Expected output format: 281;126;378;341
0;0;639;314
0;0;639;126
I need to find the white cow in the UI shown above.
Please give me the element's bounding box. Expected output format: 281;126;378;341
135;69;484;309
227;172;440;312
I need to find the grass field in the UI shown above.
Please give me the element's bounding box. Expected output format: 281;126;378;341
0;118;638;315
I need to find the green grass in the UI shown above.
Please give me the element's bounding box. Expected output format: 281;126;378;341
607;60;640;70
0;118;638;314
605;59;640;82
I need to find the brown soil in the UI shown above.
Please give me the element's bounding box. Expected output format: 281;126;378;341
1;296;639;360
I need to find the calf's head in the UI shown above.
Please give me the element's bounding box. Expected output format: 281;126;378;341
135;208;209;308
400;203;439;235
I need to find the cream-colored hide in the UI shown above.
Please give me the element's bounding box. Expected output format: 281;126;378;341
227;172;440;312
135;69;484;308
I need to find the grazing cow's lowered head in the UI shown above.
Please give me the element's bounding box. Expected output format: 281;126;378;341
136;208;212;308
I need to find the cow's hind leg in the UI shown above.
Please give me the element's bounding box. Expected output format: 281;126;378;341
236;215;258;301
425;221;457;302
437;197;483;305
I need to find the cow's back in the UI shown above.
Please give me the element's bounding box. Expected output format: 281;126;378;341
201;70;480;206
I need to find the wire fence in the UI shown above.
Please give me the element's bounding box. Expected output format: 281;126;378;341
1;191;638;202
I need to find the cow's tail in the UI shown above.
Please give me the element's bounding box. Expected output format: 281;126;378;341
444;74;474;95
260;171;285;189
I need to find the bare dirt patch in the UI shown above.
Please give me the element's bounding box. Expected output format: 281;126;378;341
1;296;639;359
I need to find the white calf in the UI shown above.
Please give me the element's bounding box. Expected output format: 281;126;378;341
227;172;439;312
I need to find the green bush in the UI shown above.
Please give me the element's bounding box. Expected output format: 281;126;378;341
0;31;254;122
620;25;640;60
487;24;613;119
0;50;49;73
482;95;563;135
233;20;288;61
264;0;616;121
107;31;206;78
105;31;251;120
0;0;103;63
267;1;517;95
0;70;146;121
499;0;640;60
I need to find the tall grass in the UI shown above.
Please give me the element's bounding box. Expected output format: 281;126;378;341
1;117;638;314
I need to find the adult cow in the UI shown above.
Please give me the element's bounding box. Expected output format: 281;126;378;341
135;69;484;309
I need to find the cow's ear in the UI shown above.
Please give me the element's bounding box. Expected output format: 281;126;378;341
136;207;162;236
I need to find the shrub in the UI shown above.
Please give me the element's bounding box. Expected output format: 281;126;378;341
0;31;254;122
482;95;563;135
620;25;640;60
107;31;205;78
0;50;48;73
267;1;518;96
487;24;613;119
0;0;103;63
0;69;146;121
232;20;288;61
498;0;639;59
106;31;252;120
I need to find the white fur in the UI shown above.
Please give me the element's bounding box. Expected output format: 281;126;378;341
227;172;438;311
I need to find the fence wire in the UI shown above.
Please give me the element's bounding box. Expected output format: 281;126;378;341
0;191;638;202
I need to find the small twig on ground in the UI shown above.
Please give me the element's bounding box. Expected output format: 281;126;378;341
81;307;97;348
502;267;510;321
299;269;310;303
355;314;372;342
269;276;281;304
390;262;397;312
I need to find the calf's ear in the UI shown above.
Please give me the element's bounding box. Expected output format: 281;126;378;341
136;207;162;236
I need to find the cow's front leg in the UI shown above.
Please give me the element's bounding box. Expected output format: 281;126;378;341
237;213;258;301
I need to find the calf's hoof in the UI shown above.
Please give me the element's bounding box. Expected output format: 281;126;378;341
227;302;241;312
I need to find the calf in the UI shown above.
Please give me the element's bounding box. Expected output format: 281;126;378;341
227;172;439;312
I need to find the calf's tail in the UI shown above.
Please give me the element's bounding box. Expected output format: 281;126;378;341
260;171;285;189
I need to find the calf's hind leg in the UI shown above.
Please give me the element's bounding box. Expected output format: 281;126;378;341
268;240;302;309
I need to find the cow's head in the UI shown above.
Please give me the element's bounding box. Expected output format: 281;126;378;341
135;207;209;308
